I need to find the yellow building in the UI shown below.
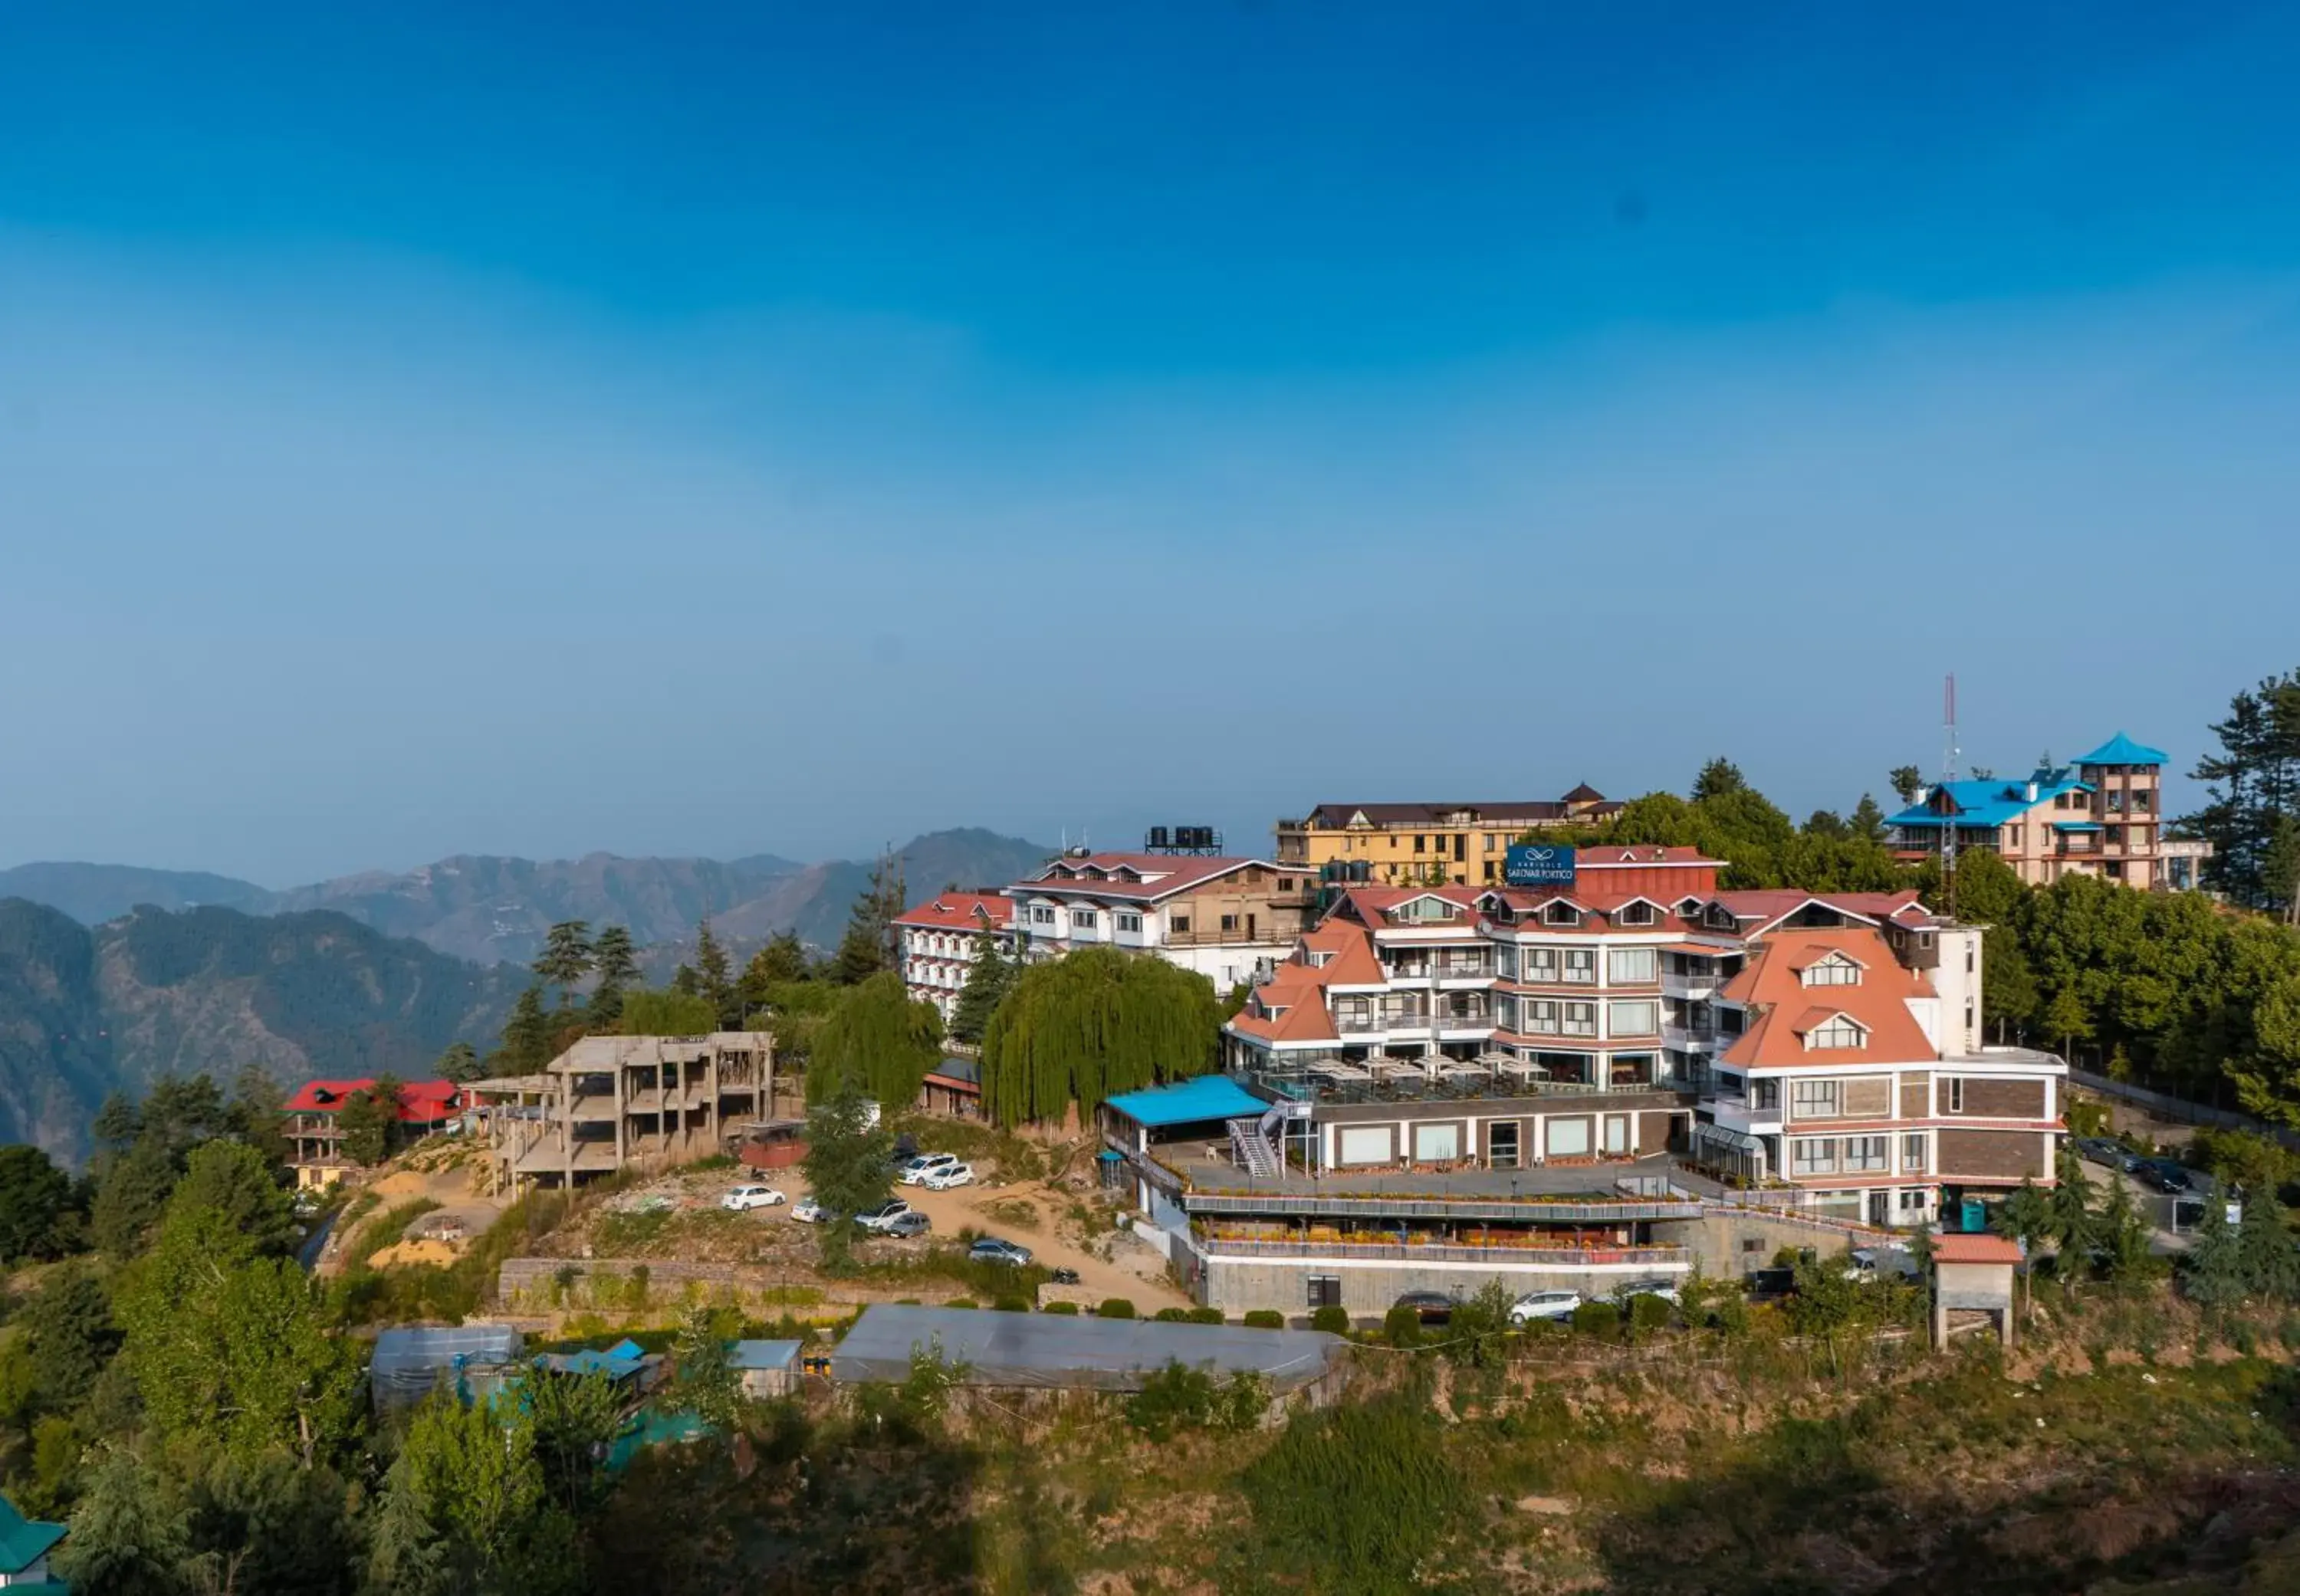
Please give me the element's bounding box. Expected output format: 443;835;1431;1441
1273;787;1622;887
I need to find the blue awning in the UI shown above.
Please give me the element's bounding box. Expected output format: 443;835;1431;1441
2052;822;2104;833
1102;1075;1267;1128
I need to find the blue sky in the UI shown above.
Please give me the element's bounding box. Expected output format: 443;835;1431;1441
5;3;2298;885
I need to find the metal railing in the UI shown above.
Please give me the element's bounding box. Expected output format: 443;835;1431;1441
1194;1236;1696;1266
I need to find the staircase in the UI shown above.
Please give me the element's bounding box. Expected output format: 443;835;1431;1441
1227;1118;1283;1179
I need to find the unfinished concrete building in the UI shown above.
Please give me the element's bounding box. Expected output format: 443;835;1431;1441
471;1031;773;1192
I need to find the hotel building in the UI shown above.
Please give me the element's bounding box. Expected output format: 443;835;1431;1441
1273;788;1625;888
893;892;1014;1023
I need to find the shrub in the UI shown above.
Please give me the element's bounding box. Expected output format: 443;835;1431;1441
1097;1298;1137;1320
1126;1359;1216;1440
1626;1292;1674;1338
1383;1305;1422;1347
1187;1307;1224;1325
1571;1301;1621;1338
991;1295;1031;1313
1243;1309;1285;1330
945;1298;978;1309
1041;1300;1080;1315
1152;1306;1192;1322
1309;1305;1350;1335
1242;1396;1461;1590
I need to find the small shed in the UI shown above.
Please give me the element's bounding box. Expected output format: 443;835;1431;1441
370;1324;525;1409
728;1338;805;1397
1930;1233;2022;1348
0;1491;67;1590
832;1304;1346;1395
534;1338;661;1393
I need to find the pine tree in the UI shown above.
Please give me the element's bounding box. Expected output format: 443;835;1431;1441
948;930;1014;1045
2046;1141;2096;1261
1691;757;1747;801
2179;1196;2247;1309
1848;794;1887;843
693;918;736;1026
740;931;812;1010
435;1040;482;1083
593;924;639;1003
2236;1192;2300;1302
801;1085;895;1273
2098;1172;2152;1283
534;921;595;1008
832;853;906;986
501;986;556;1072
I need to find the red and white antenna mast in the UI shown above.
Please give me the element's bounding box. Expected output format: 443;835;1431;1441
1940;673;1960;915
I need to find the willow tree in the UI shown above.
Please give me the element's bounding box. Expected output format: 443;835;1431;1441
807;971;945;1108
979;946;1224;1128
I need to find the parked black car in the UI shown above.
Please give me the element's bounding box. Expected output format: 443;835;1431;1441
2137;1159;2193;1194
1393;1290;1456;1325
2075;1136;2126;1167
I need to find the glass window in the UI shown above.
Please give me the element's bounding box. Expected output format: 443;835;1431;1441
1545;901;1582;926
1945;1078;1963;1112
1563;949;1596;984
1902;1133;1927;1172
1607;1000;1658;1036
1526;947;1559;981
1807;1017;1866;1050
1561;1002;1597;1037
1801;957;1859;987
1615;900;1656;926
1791;1138;1838;1176
1307;1275;1342;1308
1608;947;1658;984
1845;1135;1889;1172
1116;911;1142;933
1792;1079;1842;1118
1170;915;1191;934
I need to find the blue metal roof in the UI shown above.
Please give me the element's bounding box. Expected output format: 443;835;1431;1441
1885;774;2088;831
2075;731;2167;766
728;1338;803;1371
1103;1075;1267;1127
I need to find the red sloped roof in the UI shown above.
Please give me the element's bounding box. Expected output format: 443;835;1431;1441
893;892;1011;931
285;1078;462;1123
1720;928;1937;1069
1933;1233;2023;1266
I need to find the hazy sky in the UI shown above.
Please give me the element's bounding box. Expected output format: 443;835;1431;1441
5;3;2298;885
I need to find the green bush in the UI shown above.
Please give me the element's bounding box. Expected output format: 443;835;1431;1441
1125;1360;1269;1441
1383;1305;1422;1347
1571;1300;1621;1338
1241;1396;1462;1590
1187;1306;1224;1325
1309;1305;1350;1335
945;1297;978;1309
1152;1306;1191;1322
1626;1292;1674;1338
1097;1298;1137;1320
1242;1309;1285;1330
1041;1300;1080;1315
991;1295;1031;1313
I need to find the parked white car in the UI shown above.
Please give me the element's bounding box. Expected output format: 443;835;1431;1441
1613;1279;1681;1305
899;1153;958;1186
790;1197;835;1224
923;1162;975;1190
721;1184;787;1212
1507;1290;1583;1325
853;1200;916;1234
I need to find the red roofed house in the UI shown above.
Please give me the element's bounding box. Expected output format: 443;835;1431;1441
1005;850;1314;994
285;1078;465;1189
893;892;1014;1023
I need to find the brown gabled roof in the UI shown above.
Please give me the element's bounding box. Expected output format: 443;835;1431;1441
1301;796;1612;829
1720;928;1938;1069
1560;782;1608;804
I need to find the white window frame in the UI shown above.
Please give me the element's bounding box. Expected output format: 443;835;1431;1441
1801;956;1861;987
1116;911;1143;933
1562;948;1597;984
1844;1135;1889;1173
1790;1137;1838;1177
1807;1016;1867;1051
1902;1132;1927;1172
1607;947;1658;985
1526;947;1559;982
1560;1001;1597;1038
1607;1000;1658;1037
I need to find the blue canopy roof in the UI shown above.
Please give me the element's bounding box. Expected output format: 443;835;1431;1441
2075;731;2167;766
0;1495;65;1576
536;1338;649;1381
2052;821;2104;832
1103;1075;1267;1128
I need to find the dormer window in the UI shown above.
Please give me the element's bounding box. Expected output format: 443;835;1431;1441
1706;904;1736;930
1615;900;1657;927
1543;901;1582;927
1308;951;1332;967
1805;1015;1868;1050
1799;954;1862;988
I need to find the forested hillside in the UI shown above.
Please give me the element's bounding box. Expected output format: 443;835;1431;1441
0;862;273;923
0;899;524;1159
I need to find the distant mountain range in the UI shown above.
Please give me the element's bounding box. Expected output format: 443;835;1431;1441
0;829;1055;966
0;898;527;1160
0;829;1056;1158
